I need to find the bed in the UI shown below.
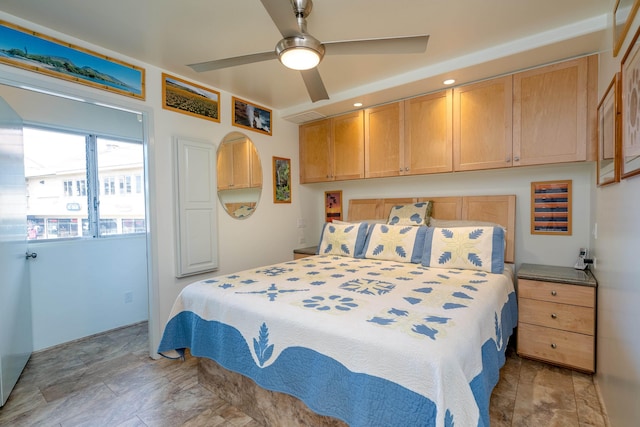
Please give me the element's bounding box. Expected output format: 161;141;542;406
159;195;518;427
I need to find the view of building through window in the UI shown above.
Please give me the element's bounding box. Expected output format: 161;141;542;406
23;127;145;240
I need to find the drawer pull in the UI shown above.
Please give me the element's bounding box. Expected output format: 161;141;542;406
551;313;557;319
551;343;557;349
551;290;557;296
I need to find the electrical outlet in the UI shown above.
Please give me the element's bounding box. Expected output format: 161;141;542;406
124;291;133;304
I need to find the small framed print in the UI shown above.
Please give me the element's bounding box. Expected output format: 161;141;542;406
621;25;640;179
531;180;572;236
324;191;343;222
162;73;220;122
233;96;272;136
273;157;291;203
597;73;621;186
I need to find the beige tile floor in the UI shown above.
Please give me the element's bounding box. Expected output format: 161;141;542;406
0;322;607;426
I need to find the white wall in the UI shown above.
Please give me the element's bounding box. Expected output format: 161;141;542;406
298;163;595;269
28;236;148;350
590;10;640;427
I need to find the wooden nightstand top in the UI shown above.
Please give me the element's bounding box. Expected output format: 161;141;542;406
518;263;597;287
293;246;317;256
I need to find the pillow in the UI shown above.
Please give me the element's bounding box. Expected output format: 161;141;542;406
429;217;506;233
317;222;369;258
421;226;505;273
387;201;433;226
363;224;427;263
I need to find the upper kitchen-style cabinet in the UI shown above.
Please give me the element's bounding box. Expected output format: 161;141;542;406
299;111;364;183
364;102;404;178
217;137;260;190
453;76;513;172
403;90;453;175
513;57;589;166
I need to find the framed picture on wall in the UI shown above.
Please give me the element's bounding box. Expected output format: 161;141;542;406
621;25;640;179
597;73;621;186
613;0;640;57
273;157;291;203
530;180;572;236
324;191;343;222
233;97;272;136
0;20;145;100
162;73;220;122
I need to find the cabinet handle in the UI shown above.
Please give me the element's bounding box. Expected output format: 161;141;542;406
505;158;510;163
551;313;557;319
551;290;557;296
405;167;409;171
514;156;520;162
551;343;557;349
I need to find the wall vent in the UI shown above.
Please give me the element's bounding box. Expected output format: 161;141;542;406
283;110;326;124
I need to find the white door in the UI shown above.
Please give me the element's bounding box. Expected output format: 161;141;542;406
0;96;33;407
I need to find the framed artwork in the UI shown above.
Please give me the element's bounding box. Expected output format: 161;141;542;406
597;73;621;186
530;180;572;236
162;73;220;122
0;20;145;100
324;191;343;222
233;96;272;136
621;25;640;179
273;157;291;203
614;0;640;57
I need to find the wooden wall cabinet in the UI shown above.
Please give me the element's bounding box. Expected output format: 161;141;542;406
299;111;364;183
364;102;404;178
403;90;453;175
453;76;514;171
217;138;261;190
513;57;589;166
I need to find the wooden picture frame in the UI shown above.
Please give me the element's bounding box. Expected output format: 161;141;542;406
273;157;291;203
614;0;640;57
531;180;572;236
162;73;220;122
324;191;343;222
0;20;145;100
233;96;272;136
597;73;621;186
621;25;640;179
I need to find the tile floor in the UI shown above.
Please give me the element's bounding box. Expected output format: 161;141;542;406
0;322;607;426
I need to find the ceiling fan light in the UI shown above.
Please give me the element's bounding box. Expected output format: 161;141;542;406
280;47;320;70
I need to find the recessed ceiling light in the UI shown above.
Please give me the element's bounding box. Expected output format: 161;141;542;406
443;79;456;85
353;102;363;107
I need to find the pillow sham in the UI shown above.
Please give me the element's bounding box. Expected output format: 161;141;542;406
421;226;505;273
317;222;369;258
363;224;427;263
387;201;433;226
429;217;506;233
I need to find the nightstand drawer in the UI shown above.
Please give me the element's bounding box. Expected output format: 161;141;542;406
517;323;594;372
519;298;595;335
518;279;595;307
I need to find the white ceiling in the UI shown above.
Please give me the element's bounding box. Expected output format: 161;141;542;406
0;0;610;122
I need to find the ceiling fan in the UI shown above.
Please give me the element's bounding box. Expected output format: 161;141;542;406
187;0;429;102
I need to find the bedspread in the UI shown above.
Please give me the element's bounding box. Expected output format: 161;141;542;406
158;255;517;427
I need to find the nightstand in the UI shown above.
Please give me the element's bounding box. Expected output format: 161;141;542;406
293;246;317;260
516;263;597;373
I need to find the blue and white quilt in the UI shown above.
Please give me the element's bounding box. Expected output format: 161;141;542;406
158;255;517;427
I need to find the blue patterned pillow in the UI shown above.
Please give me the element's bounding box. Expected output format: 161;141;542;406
317;222;369;258
387;201;432;226
363;224;427;263
422;226;505;273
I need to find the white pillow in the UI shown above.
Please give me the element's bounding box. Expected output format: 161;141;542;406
363;224;427;263
317;222;369;258
421;226;505;273
387;201;433;226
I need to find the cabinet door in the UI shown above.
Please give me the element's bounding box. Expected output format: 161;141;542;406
249;142;262;187
216;141;233;190
513;57;587;166
365;102;403;178
404;90;453;175
299;119;332;183
453;76;513;171
231;139;251;189
332;111;364;181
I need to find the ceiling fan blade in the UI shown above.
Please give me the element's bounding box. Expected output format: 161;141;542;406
260;0;300;38
323;35;429;56
188;51;277;72
300;68;329;102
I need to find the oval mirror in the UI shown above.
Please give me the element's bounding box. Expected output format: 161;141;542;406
217;131;262;219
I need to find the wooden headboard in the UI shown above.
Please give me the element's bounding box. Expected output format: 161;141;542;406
348;195;516;263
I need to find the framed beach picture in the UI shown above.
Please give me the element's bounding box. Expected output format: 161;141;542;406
621;25;640;179
162;73;220;122
233;96;272;136
0;20;145;100
273;157;291;203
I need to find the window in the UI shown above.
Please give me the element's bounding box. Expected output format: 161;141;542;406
23;127;145;240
